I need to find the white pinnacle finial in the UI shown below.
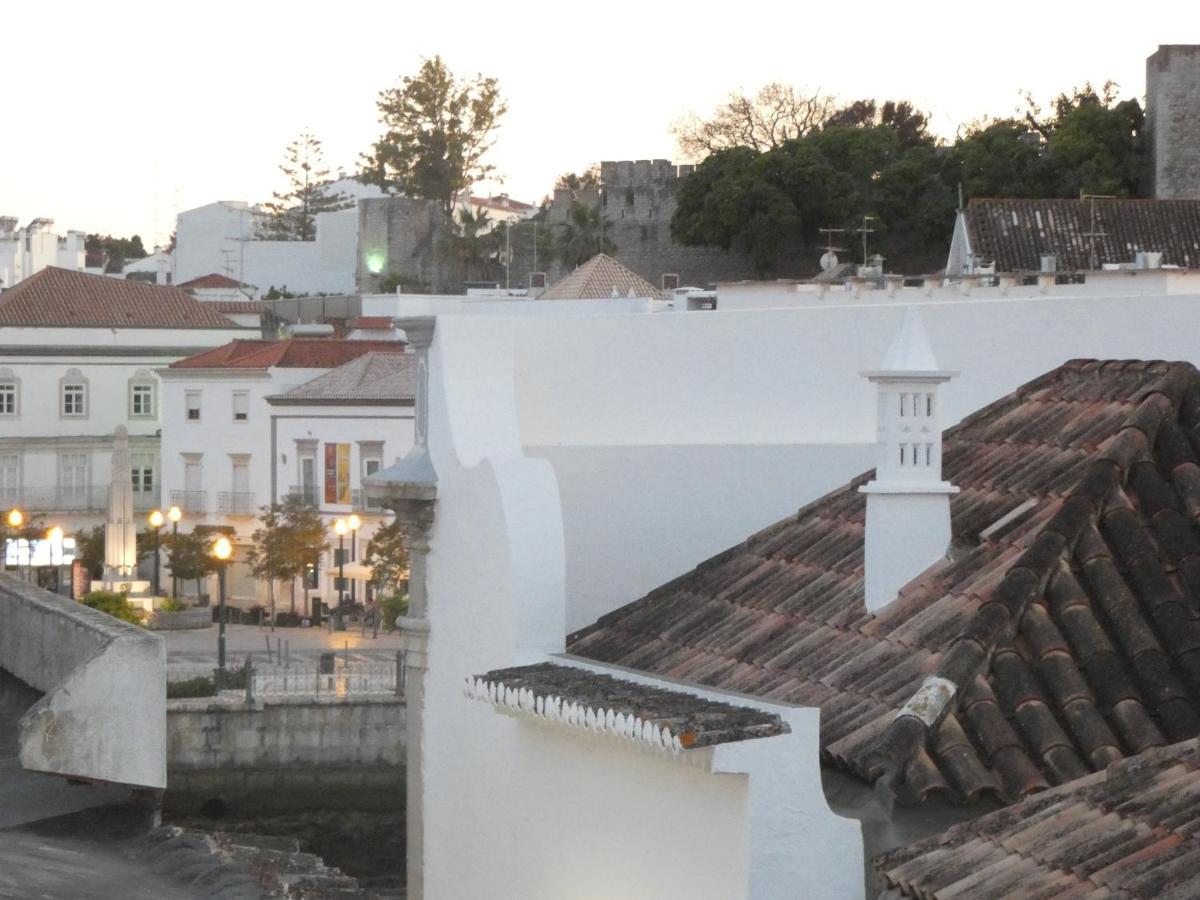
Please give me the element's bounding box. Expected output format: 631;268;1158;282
879;306;940;373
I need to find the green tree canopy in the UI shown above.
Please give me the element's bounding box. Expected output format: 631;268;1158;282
258;131;352;241
363;519;409;598
672;83;838;159
557;201;616;269
439;206;501;283
85;233;148;273
360;56;507;214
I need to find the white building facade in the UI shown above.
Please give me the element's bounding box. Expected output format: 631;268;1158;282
158;342;413;610
0;217;86;288
0;269;247;544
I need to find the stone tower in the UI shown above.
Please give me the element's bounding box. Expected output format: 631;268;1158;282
1146;45;1200;199
859;306;958;613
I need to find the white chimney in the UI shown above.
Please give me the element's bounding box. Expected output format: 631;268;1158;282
859;306;959;613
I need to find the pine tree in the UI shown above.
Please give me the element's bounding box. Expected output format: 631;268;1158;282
259;131;353;241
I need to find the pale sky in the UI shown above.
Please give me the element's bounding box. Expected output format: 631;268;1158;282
4;0;1195;246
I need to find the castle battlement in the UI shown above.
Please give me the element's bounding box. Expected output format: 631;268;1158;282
599;159;694;187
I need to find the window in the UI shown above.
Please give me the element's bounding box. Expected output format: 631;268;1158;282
131;452;154;495
129;370;155;418
58;451;88;503
62;383;86;416
186;391;201;422
0;369;18;417
0;454;19;504
360;442;383;481
232;391;248;422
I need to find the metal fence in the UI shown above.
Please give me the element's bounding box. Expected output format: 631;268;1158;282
167;652;405;700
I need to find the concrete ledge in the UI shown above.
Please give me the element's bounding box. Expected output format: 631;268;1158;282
148;609;212;630
165;765;405;814
0;573;166;789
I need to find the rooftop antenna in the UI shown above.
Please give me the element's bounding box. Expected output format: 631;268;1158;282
851;215;879;265
1080;192;1116;270
818;226;846;273
219;248;236;277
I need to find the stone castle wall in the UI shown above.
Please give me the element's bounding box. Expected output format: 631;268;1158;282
1147;45;1200;200
545;159;762;288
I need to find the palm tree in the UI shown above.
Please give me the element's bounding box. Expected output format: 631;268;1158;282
439;206;500;282
557;201;616;269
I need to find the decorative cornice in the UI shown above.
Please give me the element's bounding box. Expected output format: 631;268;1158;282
465;675;690;753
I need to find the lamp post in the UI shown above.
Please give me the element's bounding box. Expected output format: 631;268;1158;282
47;526;63;594
347;513;361;607
211;535;233;684
148;510;164;597
334;518;348;631
7;508;25;581
167;506;182;599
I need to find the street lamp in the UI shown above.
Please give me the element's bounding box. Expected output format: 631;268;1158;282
167;506;182;599
334;518;348;631
47;526;64;594
211;535;233;683
7;509;25;581
148;510;164;597
347;513;361;607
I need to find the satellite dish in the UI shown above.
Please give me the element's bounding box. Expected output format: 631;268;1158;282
820;250;839;272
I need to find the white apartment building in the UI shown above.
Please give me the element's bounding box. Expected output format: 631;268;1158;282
0;217;86;288
0;267;248;538
158;340;412;610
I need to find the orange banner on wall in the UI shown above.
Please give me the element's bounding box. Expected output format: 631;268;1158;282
324;443;351;505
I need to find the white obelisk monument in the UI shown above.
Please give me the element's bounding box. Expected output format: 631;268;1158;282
94;425;150;597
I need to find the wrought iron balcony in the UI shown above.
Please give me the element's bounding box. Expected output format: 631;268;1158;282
170;490;207;513
217;492;256;516
350;488;388;512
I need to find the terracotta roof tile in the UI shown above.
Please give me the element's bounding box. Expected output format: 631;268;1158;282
964;198;1200;271
877;737;1200;898
0;267;239;328
540;253;660;300
347;316;396;330
569;359;1200;807
177;273;250;290
271;352;416;402
205;300;263;314
169;339;405;370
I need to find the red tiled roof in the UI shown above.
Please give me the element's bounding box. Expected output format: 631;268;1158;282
0;267;239;328
177;273;250;290
169;339;405;369
570;360;1200;807
206;300;263;314
347;316;395;330
877;737;1200;898
964;198;1200;271
541;253;660;300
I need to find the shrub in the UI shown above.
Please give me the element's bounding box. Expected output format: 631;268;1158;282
379;593;409;633
158;596;186;613
80;590;143;626
275;611;302;627
165;665;249;699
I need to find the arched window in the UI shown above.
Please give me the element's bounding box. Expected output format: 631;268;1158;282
60;368;88;418
129;369;156;418
0;367;19;417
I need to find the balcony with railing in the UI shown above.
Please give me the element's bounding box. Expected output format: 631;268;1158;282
217;492;257;516
4;485;162;515
170;490;207;514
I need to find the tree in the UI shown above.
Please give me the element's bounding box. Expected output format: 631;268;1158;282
249;495;330;617
557;200;615;269
74;525;106;580
359;56;507;214
164;530;218;603
85;233;148;273
554;166;601;200
244;504;293;625
672;83;838;159
363;519;409;598
258;131;352;241
438;206;501;282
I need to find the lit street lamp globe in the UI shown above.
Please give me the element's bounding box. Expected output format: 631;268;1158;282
212;536;233;561
148;509;164;529
167;506;182;524
7;508;23;528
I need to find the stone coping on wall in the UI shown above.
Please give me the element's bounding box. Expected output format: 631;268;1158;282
167;694;405;712
467;662;788;752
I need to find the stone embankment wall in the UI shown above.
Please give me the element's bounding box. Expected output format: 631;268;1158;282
166;695;405;814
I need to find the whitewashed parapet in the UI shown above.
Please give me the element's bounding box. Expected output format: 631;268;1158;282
466;662;787;755
0;573;166;789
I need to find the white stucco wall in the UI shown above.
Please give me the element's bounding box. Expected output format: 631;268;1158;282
416;315;863;898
